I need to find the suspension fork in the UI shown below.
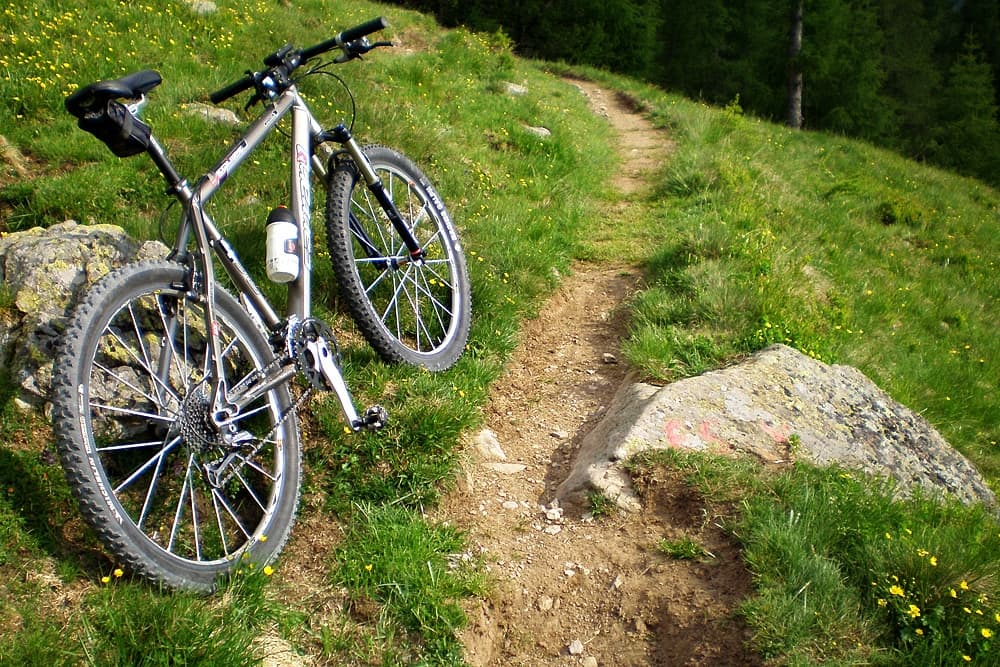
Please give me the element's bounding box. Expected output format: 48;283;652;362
323;124;425;262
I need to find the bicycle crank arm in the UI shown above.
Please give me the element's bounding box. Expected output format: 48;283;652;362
303;336;387;431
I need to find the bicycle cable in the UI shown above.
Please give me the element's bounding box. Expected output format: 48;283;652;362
156;198;178;248
300;59;358;133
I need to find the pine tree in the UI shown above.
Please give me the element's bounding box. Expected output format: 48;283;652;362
932;32;1000;183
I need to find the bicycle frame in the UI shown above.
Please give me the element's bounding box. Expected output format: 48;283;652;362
144;84;366;427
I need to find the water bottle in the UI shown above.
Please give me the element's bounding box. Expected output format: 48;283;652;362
265;206;299;283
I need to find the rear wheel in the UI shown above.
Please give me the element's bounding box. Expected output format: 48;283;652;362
325;145;471;370
51;260;301;592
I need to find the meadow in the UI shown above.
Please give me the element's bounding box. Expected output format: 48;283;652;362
1;0;998;664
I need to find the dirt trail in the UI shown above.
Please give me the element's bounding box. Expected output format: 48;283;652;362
438;80;761;666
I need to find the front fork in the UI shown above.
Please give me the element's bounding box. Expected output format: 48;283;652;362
322;124;426;263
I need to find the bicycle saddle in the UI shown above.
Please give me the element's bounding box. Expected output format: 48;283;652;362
65;70;162;118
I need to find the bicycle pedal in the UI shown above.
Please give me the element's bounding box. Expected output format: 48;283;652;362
356;405;388;431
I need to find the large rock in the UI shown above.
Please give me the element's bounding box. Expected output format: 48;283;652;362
556;345;995;511
0;221;167;406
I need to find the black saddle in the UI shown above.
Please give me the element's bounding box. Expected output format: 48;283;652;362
64;70;162;157
65;70;162;118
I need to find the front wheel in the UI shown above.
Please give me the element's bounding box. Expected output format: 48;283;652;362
325;145;471;370
50;260;301;592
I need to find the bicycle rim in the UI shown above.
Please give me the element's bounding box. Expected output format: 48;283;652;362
328;147;470;369
54;263;299;588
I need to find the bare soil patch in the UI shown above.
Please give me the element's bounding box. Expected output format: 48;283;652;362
437;79;761;666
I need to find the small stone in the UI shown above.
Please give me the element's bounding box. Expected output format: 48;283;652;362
473;429;507;461
183;102;239;126
543;525;562;535
550;430;570;440
501;500;519;510
488;463;527;474
583;658;599;667
611;574;624;590
568;639;585;655
0;135;29;177
188;0;217;14
524;125;551;138
502;81;528;96
545;507;564;522
537;596;554;612
602;352;618;364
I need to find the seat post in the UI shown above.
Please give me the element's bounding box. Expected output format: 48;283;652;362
146;134;187;197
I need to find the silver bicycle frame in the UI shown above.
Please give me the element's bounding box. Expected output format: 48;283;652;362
160;84;362;427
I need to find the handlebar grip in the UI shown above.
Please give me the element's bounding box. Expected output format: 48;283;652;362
209;75;254;104
340;16;389;43
299;16;389;60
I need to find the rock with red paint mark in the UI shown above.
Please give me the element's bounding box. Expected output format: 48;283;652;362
555;344;994;512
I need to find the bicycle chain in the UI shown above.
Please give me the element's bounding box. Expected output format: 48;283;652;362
199;320;316;487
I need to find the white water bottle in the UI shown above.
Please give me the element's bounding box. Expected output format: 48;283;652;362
265;207;299;283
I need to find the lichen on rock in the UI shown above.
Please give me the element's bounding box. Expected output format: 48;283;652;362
0;220;168;408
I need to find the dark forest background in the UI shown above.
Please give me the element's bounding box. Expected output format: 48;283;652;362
387;0;1000;186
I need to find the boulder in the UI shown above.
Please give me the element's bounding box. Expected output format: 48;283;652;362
0;221;167;407
556;345;995;511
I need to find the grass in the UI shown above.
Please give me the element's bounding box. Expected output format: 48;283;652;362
1;0;999;665
634;448;1000;665
656;535;711;561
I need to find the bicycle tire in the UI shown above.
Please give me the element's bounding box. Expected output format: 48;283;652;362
51;260;301;592
325;145;471;370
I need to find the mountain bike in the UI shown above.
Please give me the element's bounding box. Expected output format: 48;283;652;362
51;17;471;592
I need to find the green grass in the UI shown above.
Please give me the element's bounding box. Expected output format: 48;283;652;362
2;0;999;665
634;449;1000;665
656;535;711;561
327;503;487;664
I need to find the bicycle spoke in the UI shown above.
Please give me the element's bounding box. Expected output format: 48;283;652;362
102;323;180;408
90;400;175;424
167;453;194;554
112;438;177;495
136;436;181;529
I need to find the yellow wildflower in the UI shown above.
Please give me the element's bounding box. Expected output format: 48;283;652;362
263;565;274;576
982;628;994;639
915;628;924;636
889;585;906;597
365;563;373;572
961;580;970;590
908;604;921;618
113;568;124;578
951;589;958;598
963;656;971;662
929;556;938;566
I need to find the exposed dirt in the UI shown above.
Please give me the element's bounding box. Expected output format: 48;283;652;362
435;80;762;666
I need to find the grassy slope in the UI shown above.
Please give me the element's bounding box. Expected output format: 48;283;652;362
2;0;999;665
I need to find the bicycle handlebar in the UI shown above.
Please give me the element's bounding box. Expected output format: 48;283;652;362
208;16;389;105
209;75;256;105
301;16;389;61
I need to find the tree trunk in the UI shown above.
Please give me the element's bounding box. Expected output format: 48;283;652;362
787;0;804;129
